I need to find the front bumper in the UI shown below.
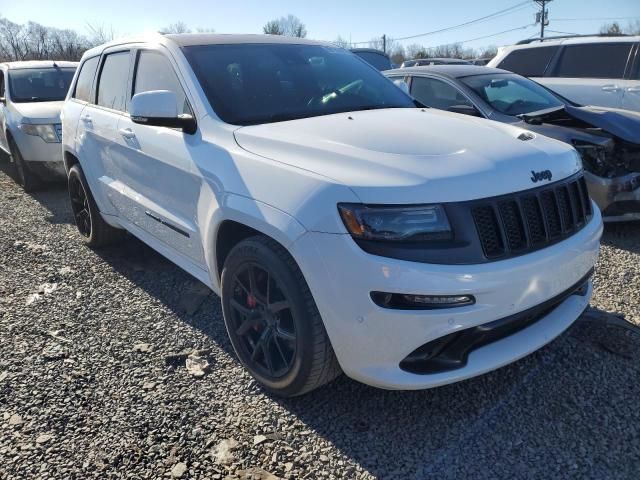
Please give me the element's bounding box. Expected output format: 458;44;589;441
11;125;63;165
290;203;602;390
585;171;640;222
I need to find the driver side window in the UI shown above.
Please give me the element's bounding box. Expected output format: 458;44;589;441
132;50;191;115
410;77;473;111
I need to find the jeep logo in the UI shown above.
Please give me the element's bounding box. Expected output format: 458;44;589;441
531;170;553;183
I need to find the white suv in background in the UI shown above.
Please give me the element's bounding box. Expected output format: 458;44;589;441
488;35;640;112
0;61;77;191
62;34;601;396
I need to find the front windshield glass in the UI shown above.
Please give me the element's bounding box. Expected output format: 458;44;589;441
460;73;563;116
8;67;76;103
182;43;414;125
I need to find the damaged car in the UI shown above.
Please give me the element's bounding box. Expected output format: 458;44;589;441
386;65;640;221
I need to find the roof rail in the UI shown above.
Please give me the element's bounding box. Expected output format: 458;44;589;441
516;33;630;45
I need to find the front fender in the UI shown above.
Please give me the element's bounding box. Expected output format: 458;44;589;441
201;191;307;293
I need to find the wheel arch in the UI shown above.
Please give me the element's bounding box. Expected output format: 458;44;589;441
207;194;307;289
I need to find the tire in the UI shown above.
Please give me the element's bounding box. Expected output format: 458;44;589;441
9;137;42;192
221;235;341;397
68;164;124;247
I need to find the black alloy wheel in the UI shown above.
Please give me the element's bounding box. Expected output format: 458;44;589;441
69;172;92;237
229;262;297;378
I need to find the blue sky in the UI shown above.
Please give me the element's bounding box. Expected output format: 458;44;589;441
3;0;639;51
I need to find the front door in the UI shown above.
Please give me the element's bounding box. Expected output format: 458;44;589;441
110;47;204;265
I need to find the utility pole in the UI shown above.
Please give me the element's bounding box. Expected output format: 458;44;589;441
534;0;552;38
382;34;386;53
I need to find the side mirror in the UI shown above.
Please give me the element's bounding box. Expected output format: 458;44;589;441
393;79;410;95
130;90;196;134
0;97;6;105
447;104;482;117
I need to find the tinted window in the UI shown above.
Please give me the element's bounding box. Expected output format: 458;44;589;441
555;43;632;79
73;56;99;102
353;51;391;71
7;67;76;103
0;72;4;97
410;77;473;110
97;51;130;111
498;46;559;77
461;73;563;115
133;50;190;115
183;43;414;125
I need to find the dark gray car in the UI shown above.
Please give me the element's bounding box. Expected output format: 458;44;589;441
385;65;640;221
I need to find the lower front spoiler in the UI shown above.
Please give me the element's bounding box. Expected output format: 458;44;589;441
355;281;592;390
400;269;592;374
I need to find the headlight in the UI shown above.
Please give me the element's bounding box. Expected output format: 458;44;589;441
18;123;59;143
338;203;452;242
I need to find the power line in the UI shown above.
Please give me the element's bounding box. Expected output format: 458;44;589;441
454;24;537;45
350;0;530;45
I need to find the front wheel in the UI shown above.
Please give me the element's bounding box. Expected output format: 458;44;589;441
9;138;42;192
68;164;124;247
221;236;341;397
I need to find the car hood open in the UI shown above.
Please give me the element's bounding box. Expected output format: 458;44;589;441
234;108;581;204
521;104;640;145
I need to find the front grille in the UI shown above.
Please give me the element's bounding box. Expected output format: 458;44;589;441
54;123;63;142
472;174;592;260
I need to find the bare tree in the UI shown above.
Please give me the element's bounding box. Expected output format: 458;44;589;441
86;22;115;45
263;15;307;38
161;21;191;34
600;22;623;35
333;35;350;48
405;43;427;59
263;20;284;35
0;15;97;62
625;20;640;35
478;45;498;59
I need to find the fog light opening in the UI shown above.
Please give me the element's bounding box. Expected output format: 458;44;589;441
370;292;475;310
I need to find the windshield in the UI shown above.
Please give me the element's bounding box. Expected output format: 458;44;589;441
8;67;76;103
353;51;392;71
182;43;414;125
460;73;564;116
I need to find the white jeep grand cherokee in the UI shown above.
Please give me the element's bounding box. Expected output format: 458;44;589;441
61;34;602;397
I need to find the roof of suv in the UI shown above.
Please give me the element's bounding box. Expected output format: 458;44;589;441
506;34;640;50
387;65;509;78
1;60;78;70
164;33;332;47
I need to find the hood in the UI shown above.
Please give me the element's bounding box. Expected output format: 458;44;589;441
521;104;640;145
10;101;64;124
234;108;581;204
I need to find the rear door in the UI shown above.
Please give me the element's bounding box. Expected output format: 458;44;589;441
111;47;204;265
79;49;132;215
540;42;633;108
0;69;7;153
620;43;640;112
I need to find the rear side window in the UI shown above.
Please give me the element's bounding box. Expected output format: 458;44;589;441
554;43;632;79
410;77;473;110
0;71;4;98
132;50;191;115
97;51;130;111
498;46;559;77
353;51;391;71
73;56;99;102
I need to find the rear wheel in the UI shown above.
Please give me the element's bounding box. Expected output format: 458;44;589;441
221;236;341;397
68;164;124;247
9;137;42;192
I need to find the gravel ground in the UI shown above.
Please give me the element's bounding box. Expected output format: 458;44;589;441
1;159;639;480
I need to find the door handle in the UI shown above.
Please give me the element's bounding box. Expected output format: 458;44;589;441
627;86;640;93
601;85;621;92
119;128;136;139
80;114;92;123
